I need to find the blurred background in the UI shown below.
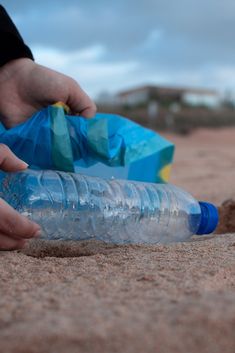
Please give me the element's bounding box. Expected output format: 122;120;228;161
2;0;235;133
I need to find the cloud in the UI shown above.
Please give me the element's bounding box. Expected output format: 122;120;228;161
4;0;234;59
33;45;139;97
2;0;235;94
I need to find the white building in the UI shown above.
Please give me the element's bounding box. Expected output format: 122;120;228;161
116;85;221;109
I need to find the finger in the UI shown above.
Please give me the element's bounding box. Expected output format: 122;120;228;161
0;198;41;240
0;144;28;171
0;233;27;250
67;81;97;118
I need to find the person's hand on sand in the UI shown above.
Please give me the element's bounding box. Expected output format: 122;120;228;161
0;58;97;128
0;144;41;250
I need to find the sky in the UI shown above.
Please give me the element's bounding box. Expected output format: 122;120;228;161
2;0;235;99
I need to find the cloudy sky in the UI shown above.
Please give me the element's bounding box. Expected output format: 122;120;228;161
2;0;235;98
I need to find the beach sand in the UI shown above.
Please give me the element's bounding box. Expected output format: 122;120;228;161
0;127;234;353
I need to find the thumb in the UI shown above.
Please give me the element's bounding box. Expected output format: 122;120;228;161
65;79;97;118
0;144;28;172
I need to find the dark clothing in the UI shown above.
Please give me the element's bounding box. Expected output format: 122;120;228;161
0;5;33;67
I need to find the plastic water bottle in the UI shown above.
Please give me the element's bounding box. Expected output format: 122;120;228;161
0;169;218;244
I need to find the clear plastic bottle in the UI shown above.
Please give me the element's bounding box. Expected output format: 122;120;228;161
0;170;219;244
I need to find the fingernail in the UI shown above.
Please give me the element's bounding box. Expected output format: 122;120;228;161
21;161;29;168
18;239;28;249
17;159;29;169
23;239;29;247
34;230;42;238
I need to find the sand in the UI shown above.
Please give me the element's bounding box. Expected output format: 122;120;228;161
0;127;235;353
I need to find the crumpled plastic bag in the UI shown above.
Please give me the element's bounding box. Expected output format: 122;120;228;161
0;104;174;183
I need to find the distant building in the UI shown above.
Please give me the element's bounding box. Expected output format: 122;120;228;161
116;85;221;109
96;91;119;106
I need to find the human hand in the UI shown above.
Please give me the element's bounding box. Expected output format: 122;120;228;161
0;58;97;128
0;144;41;250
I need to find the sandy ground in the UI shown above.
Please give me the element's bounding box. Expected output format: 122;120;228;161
0;127;235;353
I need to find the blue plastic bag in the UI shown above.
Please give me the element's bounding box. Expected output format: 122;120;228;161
0;105;174;183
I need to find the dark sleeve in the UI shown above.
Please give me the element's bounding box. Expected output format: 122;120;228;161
0;5;34;67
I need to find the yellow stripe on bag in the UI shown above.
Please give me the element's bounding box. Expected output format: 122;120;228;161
159;164;172;182
53;102;70;114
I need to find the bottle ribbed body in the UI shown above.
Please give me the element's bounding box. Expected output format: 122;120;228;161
0;170;202;244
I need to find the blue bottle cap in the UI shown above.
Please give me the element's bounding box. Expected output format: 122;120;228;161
196;202;219;235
